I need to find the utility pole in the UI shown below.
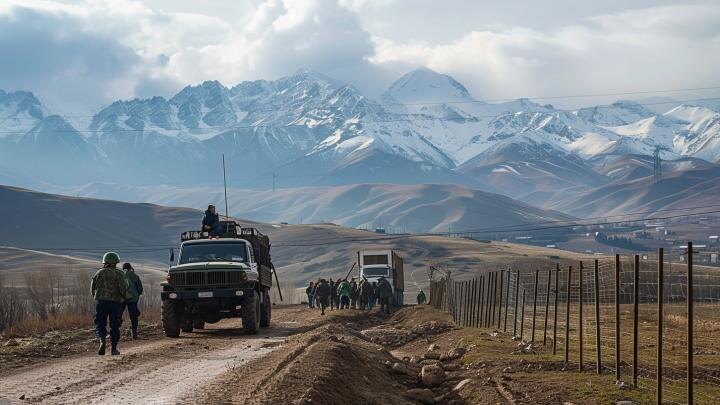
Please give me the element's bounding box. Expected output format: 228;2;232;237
272;171;277;192
653;146;662;183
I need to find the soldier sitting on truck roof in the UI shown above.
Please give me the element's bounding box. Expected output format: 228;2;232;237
202;205;222;238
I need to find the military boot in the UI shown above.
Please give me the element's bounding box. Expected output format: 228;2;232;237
111;345;120;356
98;340;106;356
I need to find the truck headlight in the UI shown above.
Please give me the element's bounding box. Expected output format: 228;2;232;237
235;290;244;296
169;293;178;299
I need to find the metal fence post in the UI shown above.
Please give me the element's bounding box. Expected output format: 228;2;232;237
565;266;572;364
579;262;584;371
504;268;511;332
532;269;539;342
688;242;694;405
633;254;639;387
594;259;601;374
498;270;504;330
514;271;520;336
615;254;621;382
553;264;559;355
544;268;552;346
657;249;663;405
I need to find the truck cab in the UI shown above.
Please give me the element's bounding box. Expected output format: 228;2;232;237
161;222;274;336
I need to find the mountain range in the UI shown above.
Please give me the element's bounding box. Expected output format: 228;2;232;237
1;68;720;220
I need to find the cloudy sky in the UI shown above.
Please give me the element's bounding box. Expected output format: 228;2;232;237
1;0;719;112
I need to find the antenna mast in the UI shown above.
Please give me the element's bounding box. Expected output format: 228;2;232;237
222;154;229;219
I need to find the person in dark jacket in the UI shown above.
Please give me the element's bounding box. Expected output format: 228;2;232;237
328;278;336;310
359;278;373;310
121;263;143;339
377;276;393;315
313;279;331;315
305;281;315;308
349;278;359;309
91;252;128;356
202;205;222;237
368;281;378;310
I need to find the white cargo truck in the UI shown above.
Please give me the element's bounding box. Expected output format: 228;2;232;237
357;250;404;306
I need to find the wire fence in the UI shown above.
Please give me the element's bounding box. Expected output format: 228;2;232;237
428;242;720;405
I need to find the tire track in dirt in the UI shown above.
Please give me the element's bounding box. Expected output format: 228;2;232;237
0;307;330;405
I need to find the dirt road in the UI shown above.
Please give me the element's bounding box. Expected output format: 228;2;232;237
0;307;324;405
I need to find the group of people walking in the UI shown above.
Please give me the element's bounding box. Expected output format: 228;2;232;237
91;252;144;356
306;276;394;315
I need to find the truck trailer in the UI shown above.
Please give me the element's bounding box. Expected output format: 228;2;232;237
357;250;404;307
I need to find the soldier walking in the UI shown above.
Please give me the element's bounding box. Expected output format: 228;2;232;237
349;277;358;309
377;276;393;315
359;278;372;310
313;279;331;315
337;279;351;309
305;281;315;308
91;252;128;356
122;263;143;339
416;289;426;305
328;278;336;310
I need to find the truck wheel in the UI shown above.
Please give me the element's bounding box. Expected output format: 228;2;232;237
181;320;193;333
161;300;181;338
193;319;205;330
260;290;271;327
242;292;260;334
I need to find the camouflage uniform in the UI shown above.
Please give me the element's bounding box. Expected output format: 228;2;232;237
91;264;128;354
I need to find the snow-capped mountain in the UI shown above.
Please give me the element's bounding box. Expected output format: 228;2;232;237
1;67;719;200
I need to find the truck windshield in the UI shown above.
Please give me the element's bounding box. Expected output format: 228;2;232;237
180;243;247;264
362;267;389;277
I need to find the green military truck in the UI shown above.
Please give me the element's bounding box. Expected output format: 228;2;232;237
160;221;274;336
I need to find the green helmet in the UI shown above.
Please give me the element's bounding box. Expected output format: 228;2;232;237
102;252;120;265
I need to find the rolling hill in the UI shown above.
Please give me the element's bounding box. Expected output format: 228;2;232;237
50;182;573;233
0;185;588;299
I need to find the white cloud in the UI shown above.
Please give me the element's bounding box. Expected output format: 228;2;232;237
371;3;720;103
0;1;718;111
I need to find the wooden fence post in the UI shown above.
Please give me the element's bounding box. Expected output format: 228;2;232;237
594;259;601;374
532;269;539;342
491;272;497;327
688;242;694;405
579;262;584;371
544;268;552;345
514;271;520;336
565;266;572;364
479;275;485;327
472;277;479;328
633;254;639;387
615;254;621;382
504;268;511;332
657;249;663;405
498;270;504;330
553;264;559;355
520;288;526;341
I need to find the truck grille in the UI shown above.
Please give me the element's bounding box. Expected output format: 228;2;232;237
170;270;244;288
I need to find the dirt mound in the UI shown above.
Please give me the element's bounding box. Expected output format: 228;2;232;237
218;322;415;405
